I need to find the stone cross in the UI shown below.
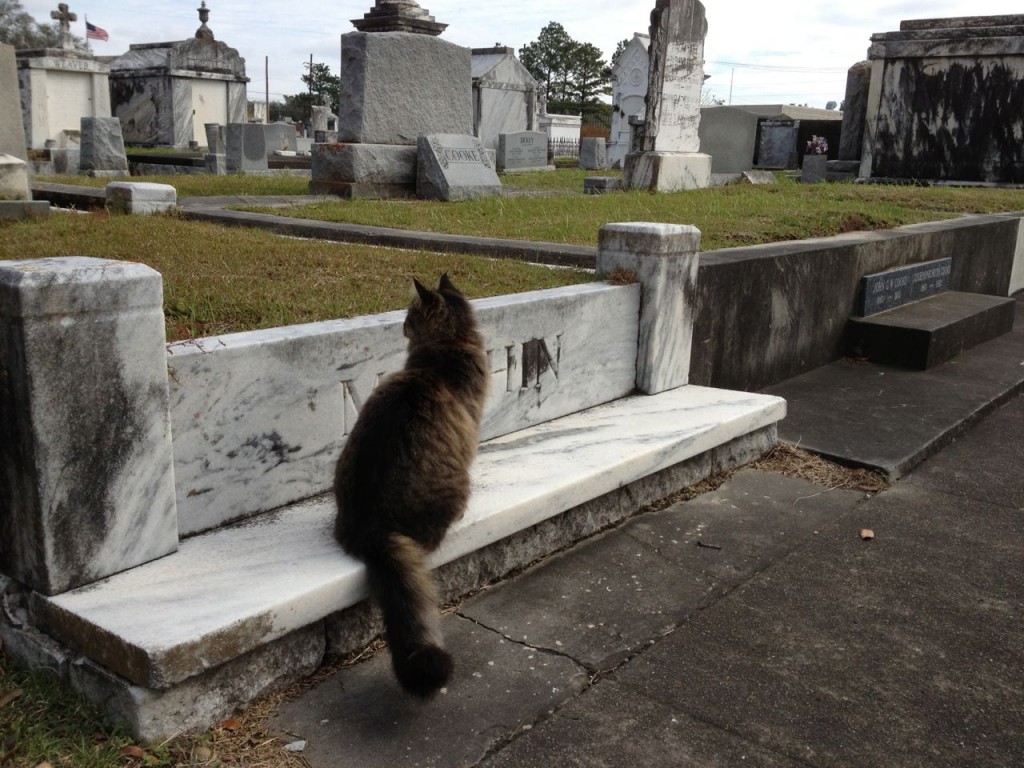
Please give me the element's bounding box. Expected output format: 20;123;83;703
50;3;77;49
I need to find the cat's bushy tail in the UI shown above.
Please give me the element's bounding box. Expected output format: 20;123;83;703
364;532;452;697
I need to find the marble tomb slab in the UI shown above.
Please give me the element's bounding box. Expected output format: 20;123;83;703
35;385;786;689
167;282;640;535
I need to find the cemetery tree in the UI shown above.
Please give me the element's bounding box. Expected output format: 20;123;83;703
519;22;576;103
520;22;612;115
302;62;341;113
0;0;85;49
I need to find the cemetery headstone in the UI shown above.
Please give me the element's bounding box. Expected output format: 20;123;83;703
264;122;297;155
579;137;608;170
496;131;550;172
416;134;501;201
756;119;799;169
225;123;268;172
0;44;27;161
838;61;871;162
623;0;712;191
0;154;30;200
315;1;472;198
79;117;129;177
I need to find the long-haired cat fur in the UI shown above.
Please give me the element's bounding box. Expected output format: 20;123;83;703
334;274;489;697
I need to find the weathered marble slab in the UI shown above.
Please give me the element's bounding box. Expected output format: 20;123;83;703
0;257;178;595
105;182;176;215
597;223;700;394
37;385;786;689
166;283;639;535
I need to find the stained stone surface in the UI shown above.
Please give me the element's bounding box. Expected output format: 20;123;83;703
839;60;872;161
416;133;501;201
225;123;268;172
338;31;472;145
0;257;178;595
309;142;417;197
0;44;26;160
579;137;608;169
597;222;700;393
641;0;708;154
79;117;128;173
165;282;639;534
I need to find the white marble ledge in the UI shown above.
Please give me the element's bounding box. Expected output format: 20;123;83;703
38;385;786;690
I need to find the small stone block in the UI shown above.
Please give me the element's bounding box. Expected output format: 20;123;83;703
583;176;622;195
0;201;50;219
0;153;29;201
106;182;177;215
0;257;178;595
624;151;712;192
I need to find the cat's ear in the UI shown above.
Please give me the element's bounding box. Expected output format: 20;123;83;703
413;278;436;304
438;273;456;293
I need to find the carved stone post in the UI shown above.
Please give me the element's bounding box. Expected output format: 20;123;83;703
597;223;700;394
0;257;178;595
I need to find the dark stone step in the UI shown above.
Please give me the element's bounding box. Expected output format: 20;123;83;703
846;291;1016;369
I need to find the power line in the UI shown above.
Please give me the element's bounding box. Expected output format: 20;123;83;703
707;59;848;73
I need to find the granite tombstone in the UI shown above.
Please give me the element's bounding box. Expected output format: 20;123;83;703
416;133;501;201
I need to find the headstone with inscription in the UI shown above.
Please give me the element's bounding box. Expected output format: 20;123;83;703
580;137;608;170
623;0;712;191
756;119;799;169
857;258;953;316
496;131;550;172
79;117;129;177
225;123;268;173
416;134;501;201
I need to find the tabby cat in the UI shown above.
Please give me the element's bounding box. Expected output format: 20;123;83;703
334;274;489;697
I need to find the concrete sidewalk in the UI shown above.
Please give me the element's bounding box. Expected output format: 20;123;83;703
271;379;1023;766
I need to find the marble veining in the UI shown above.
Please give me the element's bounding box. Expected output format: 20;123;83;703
39;385;785;688
167;282;639;536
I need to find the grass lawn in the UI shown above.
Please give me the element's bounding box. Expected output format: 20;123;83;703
238;175;1024;251
0;212;594;341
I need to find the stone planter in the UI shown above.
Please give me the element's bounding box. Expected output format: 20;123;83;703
802;153;828;183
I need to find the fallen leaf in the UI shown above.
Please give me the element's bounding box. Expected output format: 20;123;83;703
860;529;875;541
221;717;243;731
0;688;23;709
34;762;54;768
283;740;307;752
117;745;146;759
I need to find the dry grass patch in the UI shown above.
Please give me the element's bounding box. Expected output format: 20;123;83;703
751;442;889;493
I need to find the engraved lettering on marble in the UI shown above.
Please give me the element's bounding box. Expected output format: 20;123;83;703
340;374;384;435
520;335;561;390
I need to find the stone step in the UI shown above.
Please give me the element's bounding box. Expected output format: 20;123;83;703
33;385;785;691
846;291;1016;369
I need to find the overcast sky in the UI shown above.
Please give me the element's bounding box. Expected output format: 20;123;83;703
20;0;1024;109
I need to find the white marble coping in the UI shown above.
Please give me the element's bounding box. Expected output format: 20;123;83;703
38;385;785;690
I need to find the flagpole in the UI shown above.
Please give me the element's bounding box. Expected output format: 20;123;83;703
84;13;91;53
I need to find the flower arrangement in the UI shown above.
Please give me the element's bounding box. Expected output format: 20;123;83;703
805;135;828;155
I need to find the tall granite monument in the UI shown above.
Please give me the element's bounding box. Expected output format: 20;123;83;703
623;0;712;192
310;0;473;198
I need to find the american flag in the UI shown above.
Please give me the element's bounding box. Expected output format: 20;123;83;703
86;21;109;41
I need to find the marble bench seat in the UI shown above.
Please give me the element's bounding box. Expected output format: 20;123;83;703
34;385;785;692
